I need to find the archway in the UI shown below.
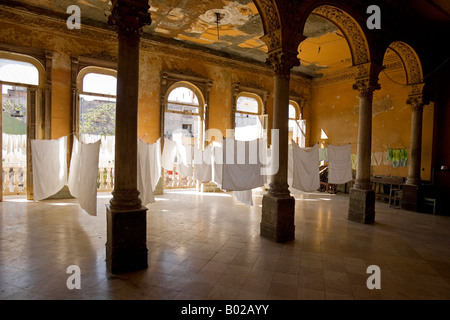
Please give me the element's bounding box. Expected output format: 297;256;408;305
0;52;45;200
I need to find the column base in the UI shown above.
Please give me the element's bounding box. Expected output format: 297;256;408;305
401;184;422;212
260;194;295;242
348;188;375;224
106;204;148;274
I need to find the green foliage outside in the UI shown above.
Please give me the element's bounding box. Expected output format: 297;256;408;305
79;103;116;136
2;99;27;134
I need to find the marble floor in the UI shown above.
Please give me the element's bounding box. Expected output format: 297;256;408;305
1;188;450;301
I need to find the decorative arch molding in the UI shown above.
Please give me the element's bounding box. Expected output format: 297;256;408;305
310;5;370;67
253;0;281;37
387;41;424;96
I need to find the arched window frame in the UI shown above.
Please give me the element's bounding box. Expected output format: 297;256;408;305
231;83;269;140
160;72;212;149
289;96;306;147
0;45;52;200
70;55;117;142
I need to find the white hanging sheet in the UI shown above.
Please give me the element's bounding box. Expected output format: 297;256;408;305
221;138;265;191
327;144;352;184
176;144;193;177
80;134;115;167
211;142;223;187
194;145;212;183
68;137;101;216
288;147;293;187
161;138;178;170
149;138;162;190
233;190;253;206
31;136;68;201
291;142;320;192
137;138;155;207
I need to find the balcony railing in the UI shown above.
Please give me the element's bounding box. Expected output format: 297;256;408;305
2;165;26;195
2;165;115;196
2;163;198;197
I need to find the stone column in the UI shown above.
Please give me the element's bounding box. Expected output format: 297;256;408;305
406;96;425;186
402;95;426;211
105;0;151;274
260;50;298;242
348;75;380;224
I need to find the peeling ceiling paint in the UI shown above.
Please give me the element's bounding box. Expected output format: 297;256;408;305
7;0;351;77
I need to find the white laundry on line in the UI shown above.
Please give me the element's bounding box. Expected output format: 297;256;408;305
161;138;178;170
221;138;266;192
137;139;155;206
233;190;253;206
176;143;194;177
327;144;353;185
291;141;320;192
193;145;212;183
68;137;101;216
31;136;68;201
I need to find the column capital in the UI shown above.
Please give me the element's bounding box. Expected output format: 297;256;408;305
406;94;426;112
107;0;152;36
265;49;299;77
261;29;304;77
352;62;384;97
352;76;380;98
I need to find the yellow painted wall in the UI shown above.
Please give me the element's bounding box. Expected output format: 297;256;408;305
310;67;434;181
2;19;304;148
2;14;433;184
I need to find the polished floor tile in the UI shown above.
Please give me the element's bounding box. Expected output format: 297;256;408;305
1;189;450;300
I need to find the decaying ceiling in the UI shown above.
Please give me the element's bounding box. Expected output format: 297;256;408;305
8;0;449;77
4;0;354;77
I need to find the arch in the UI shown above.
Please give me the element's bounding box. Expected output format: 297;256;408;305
162;81;206;189
0;51;45;88
164;81;206;113
236;91;264;115
75;66;117;136
289;100;300;121
76;66;117;93
253;0;281;35
0;51;46;200
307;5;370;67
387;41;424;86
162;81;206;146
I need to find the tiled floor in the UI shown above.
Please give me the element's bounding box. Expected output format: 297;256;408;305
1;188;450;300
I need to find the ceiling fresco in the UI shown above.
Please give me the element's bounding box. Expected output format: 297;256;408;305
4;0;449;77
